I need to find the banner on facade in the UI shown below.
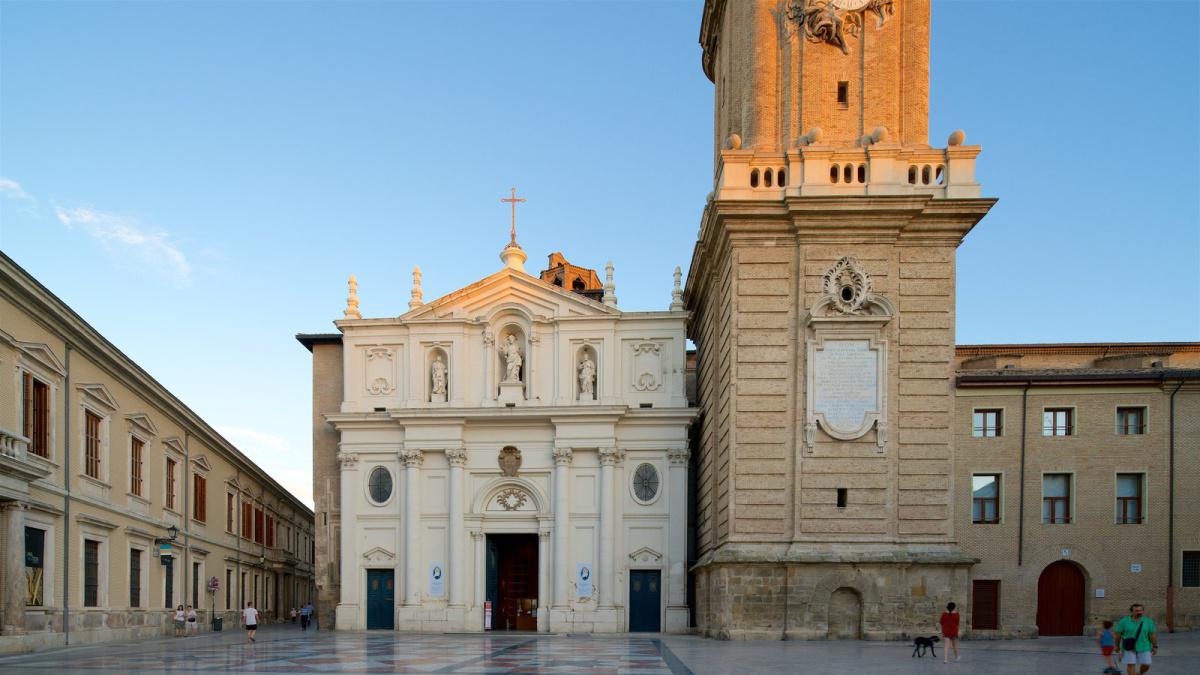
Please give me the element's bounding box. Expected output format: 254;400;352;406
429;562;445;597
576;562;593;598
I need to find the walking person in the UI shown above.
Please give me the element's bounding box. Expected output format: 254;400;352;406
939;602;961;663
242;602;259;643
185;605;199;636
1115;603;1158;675
299;602;312;631
1098;620;1119;673
174;605;186;637
290;607;298;624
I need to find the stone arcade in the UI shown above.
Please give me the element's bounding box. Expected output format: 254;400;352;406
299;238;693;633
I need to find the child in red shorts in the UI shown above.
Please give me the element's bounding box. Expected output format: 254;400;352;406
1097;620;1118;673
939;602;961;663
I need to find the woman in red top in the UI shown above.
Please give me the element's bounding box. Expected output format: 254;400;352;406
939;602;961;663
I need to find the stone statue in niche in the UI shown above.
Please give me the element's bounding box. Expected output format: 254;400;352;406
500;333;523;383
430;354;447;402
577;352;596;400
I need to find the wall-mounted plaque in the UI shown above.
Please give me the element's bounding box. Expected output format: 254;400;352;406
806;336;887;449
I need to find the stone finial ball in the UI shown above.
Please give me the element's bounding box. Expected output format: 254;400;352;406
872;126;888;143
726;133;742;150
948;129;966;146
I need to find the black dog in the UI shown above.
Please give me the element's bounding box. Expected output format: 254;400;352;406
912;635;940;658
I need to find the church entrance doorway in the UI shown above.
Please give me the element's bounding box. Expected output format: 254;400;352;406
1037;561;1085;636
365;569;395;630
628;570;662;632
485;533;538;631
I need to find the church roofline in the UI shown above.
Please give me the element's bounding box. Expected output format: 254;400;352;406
397;265;620;321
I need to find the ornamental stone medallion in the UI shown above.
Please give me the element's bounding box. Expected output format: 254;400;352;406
497;446;522;476
494;487;529;511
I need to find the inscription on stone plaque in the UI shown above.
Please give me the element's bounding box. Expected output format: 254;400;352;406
812;339;879;436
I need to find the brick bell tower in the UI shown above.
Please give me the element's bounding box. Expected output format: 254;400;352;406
685;0;996;639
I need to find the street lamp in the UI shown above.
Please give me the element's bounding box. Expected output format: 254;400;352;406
167;525;179;541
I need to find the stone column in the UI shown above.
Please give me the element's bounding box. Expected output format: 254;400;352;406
399;449;424;606
551;447;572;608
446;447;467;607
666;448;690;629
537;529;550;631
335;454;358;615
2;501;28;636
597;447;622;608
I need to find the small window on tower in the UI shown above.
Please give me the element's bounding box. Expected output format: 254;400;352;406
836;488;848;508
837;81;849;108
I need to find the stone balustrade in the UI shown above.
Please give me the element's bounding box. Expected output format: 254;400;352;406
0;427;30;462
715;130;982;201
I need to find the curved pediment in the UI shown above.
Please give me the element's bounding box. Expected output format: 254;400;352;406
401;268;619;322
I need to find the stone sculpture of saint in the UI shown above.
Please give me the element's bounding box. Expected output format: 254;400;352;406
578;353;596;398
500;334;523;383
431;355;447;396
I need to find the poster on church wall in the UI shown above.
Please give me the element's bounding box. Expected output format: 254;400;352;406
429;562;445;597
576;562;593;598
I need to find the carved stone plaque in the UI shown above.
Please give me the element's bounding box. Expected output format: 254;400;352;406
810;339;881;439
498;446;522;477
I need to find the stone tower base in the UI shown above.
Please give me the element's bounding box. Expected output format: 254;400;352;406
693;544;977;641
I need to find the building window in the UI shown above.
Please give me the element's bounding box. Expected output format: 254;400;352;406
836;81;849;107
164;556;174;608
242;502;253;539
227;493;235;532
972;474;1001;524
1116;473;1144;524
1043;408;1074;436
972;409;1003;437
22;372;51;457
130;437;144;497
225;569;232;609
368;467;393;504
1117;407;1146;435
240;572;246;607
836;487;848;508
84;539;100;607
1183;552;1200;587
266;516;275;548
192;561;200;608
972;580;1000;630
1042;474;1072;524
25;527;45;606
166;459;177;510
85;411;102;479
254;507;264;545
193;474;207;522
129;549;142;607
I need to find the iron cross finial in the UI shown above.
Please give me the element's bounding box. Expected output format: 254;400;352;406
500;187;526;245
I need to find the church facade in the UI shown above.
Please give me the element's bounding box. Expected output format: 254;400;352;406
299;243;693;633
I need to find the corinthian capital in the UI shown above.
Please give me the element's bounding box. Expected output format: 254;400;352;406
445;447;468;468
337;452;359;469
667;447;691;466
552;447;573;466
598;446;624;467
399;449;424;468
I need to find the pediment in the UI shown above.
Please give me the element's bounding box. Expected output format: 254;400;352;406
162;436;186;457
191;454;213;472
628;546;663;564
401;268;618;322
362;546;396;563
18;341;66;377
125;413;160;438
77;382;119;413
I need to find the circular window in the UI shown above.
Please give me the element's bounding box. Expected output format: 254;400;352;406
368;467;393;504
632;463;660;503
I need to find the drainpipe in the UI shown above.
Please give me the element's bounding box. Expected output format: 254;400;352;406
62;345;72;645
184;432;190;618
1017;383;1031;566
1166;379;1183;633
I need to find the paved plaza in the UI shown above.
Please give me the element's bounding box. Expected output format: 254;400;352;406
0;626;1198;674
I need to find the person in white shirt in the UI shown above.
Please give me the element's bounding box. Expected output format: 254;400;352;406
242;602;259;642
174;605;185;637
185;605;198;635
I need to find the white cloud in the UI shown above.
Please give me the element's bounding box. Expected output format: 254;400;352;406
54;205;192;285
0;177;31;200
218;426;313;508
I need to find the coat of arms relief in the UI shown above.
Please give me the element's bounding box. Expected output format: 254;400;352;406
787;0;895;55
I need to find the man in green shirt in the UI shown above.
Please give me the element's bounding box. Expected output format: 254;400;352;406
1114;603;1158;675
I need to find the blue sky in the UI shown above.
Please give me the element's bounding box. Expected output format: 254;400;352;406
2;1;1197;507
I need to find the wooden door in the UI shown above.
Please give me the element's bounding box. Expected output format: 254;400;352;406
366;569;395;630
972;580;1000;630
629;570;662;632
1036;561;1084;635
487;534;538;630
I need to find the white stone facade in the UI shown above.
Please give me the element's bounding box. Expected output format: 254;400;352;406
327;262;693;633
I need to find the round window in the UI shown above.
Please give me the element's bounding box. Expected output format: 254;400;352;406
368;467;393;504
632;463;660;503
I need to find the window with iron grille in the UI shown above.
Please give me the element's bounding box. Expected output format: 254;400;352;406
1117;407;1146;435
22;372;51;458
84;539;100;607
972;474;1001;524
1043;408;1074;436
1116;473;1144;524
166;458;177;509
1043;474;1071;524
192;562;200;607
85;411;102;478
226;569;232;609
164;557;174;608
129;549;142;607
25;527;45;606
227;493;235;532
972;409;1003;437
1183;552;1200;587
130;437;144;496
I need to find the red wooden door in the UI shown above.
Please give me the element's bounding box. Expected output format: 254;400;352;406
1037;561;1084;635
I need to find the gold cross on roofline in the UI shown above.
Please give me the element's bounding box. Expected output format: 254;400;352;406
500;187;526;245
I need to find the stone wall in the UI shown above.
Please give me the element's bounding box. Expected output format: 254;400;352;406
310;341;343;629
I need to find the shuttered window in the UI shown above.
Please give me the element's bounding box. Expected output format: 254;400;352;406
972;580;1000;630
84;540;100;607
85;411;102;479
22;373;51;457
130;437;144;496
193;474;207;522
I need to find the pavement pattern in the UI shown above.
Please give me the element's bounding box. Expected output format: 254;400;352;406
0;624;1198;674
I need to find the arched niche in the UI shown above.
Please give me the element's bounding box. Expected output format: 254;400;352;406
495;321;529;395
576;344;599;402
427;345;450;403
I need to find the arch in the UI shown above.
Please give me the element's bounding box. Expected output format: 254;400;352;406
806;569;879;635
763;167;773;188
750;168;760;188
830;165;840;183
576;343;599;401
1037;560;1086;636
843;164;853;184
777;167;786;186
571;277;586;291
427;345;450;402
470;476;549;516
828;587;863;639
